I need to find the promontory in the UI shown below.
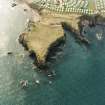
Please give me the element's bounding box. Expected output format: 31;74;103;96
19;0;105;68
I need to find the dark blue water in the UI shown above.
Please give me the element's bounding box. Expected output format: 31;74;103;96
0;0;105;105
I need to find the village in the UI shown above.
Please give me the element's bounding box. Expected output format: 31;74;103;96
33;0;105;15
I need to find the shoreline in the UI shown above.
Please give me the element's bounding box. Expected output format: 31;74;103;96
18;1;105;68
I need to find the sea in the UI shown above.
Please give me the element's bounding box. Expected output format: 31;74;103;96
0;0;105;105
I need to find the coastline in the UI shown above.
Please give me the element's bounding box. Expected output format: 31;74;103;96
18;1;105;68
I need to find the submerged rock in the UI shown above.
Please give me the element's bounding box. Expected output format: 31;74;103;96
24;9;28;12
20;80;28;88
49;81;52;85
7;52;13;55
11;3;17;7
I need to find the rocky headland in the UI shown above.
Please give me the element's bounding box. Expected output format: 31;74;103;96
19;20;65;68
19;1;105;68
